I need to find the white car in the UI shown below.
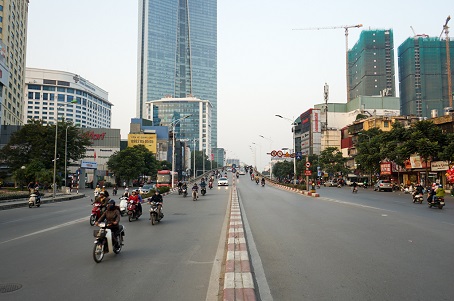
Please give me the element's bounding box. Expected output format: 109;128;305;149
217;177;229;186
139;184;155;194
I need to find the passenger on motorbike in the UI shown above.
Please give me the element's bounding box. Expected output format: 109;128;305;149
96;199;121;247
94;184;101;199
434;185;445;203
98;191;110;212
149;190;164;218
427;185;436;203
101;185;109;197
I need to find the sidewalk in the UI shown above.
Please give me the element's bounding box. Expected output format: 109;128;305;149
0;190;86;210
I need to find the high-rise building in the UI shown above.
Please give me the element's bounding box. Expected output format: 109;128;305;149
348;29;395;101
398;37;454;117
0;0;29;126
137;0;217;148
25;68;112;128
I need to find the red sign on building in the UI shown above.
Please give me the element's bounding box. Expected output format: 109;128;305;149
380;162;392;175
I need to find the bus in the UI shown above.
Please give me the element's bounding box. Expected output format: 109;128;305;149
156;170;178;188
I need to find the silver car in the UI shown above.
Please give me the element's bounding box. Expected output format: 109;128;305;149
217;177;229;186
374;180;392;192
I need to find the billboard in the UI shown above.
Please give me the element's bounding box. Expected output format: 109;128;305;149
128;133;157;153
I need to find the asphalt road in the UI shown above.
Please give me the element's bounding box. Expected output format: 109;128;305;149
0;185;230;300
237;179;454;301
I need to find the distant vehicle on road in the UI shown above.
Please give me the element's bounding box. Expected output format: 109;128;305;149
324;179;337;187
139;184;155;194
374;180;392;192
217;177;229;186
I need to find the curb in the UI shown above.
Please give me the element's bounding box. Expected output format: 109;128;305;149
223;183;256;301
266;181;320;197
0;193;86;210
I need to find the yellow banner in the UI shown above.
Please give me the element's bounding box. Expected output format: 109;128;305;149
128;133;157;153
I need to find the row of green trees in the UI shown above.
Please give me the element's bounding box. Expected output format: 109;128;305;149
0;120;91;188
271;120;454;184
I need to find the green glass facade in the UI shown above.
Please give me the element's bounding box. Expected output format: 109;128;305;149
348;29;395;101
398;37;454;117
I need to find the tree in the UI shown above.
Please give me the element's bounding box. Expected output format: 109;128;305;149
319;147;348;177
107;145;158;185
272;161;294;181
355;128;383;182
0;119;91;179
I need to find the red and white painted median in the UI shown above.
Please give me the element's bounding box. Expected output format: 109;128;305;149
223;185;256;301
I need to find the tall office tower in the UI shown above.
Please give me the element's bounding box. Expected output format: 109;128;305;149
348;29;395;101
137;0;217;148
0;0;29;126
399;37;454;117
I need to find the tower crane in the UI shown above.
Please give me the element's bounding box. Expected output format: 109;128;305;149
439;16;452;108
293;24;363;102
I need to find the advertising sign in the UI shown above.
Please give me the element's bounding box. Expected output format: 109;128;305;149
128;133;157;153
380;162;392;175
431;161;449;171
409;155;422;169
81;161;98;169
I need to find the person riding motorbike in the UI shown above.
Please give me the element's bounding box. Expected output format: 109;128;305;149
148;190;164;218
123;187;130;198
128;190;142;214
95;199;122;247
427;185;436;203
261;177;265;186
352;181;358;192
112;185;118;196
94;184;101;199
101;185;109;197
192;183;199;199
98;191;110;212
177;181;183;194
255;174;260;184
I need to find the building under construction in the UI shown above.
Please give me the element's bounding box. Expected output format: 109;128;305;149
348;29;396;101
398;37;454;117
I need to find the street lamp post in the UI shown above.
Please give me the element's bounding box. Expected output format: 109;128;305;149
276;115;297;185
64;125;69;191
52;100;77;200
252;142;261;173
259;135;273;179
193;138;198;179
170;114;192;188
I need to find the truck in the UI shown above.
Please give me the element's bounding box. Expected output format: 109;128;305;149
156;170;178;188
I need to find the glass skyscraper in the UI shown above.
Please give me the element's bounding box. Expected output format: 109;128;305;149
137;0;217;148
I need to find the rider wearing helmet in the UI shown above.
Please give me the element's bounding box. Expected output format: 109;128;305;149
149;190;164;218
435;184;445;202
96;199;121;247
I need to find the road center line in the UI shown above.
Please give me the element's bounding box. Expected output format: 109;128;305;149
0;217;86;245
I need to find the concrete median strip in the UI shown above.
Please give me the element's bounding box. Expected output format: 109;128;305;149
223;184;256;301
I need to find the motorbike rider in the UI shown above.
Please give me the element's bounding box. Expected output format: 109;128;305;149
427;184;437;203
200;179;207;191
261;177;265;186
123;187;130;198
352;181;358;192
94;184;101;199
414;183;424;196
128;190;142;214
149;190;164;218
95;199;122;247
192;183;199;199
112;185;118;196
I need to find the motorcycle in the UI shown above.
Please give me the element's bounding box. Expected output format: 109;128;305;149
208;181;213;189
149;201;163;225
119;196;128;216
92;222;125;263
192;190;198;201
90;202;103;226
178;187;183;195
127;201;142;222
428;196;445;209
352;186;358;193
256;179;259;185
201;187;206;196
182;187;188;197
412;192;424;204
28;192;41;208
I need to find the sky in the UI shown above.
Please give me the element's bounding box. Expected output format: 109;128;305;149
26;0;452;171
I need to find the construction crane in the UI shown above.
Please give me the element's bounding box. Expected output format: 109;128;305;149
410;26;429;38
293;24;363;102
439;16;452;108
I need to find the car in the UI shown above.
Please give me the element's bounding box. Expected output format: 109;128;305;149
324;179;338;187
139;184;155;194
217;177;229;186
374;180;392;192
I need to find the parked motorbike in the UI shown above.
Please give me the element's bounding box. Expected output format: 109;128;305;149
90;202;103;226
182;187;188;197
28;191;41;208
201;187;206;196
428;196;445;209
92;222;125;263
149;201;163;225
412;192;424;204
119;196;128;216
127;201;142;222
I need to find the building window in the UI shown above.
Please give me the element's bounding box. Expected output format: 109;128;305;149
57;87;66;92
384;121;389;128
28;84;41;90
34;92;40;100
28;92;33;99
43;86;55;91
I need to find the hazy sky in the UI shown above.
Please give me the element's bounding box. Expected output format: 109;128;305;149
26;0;452;171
